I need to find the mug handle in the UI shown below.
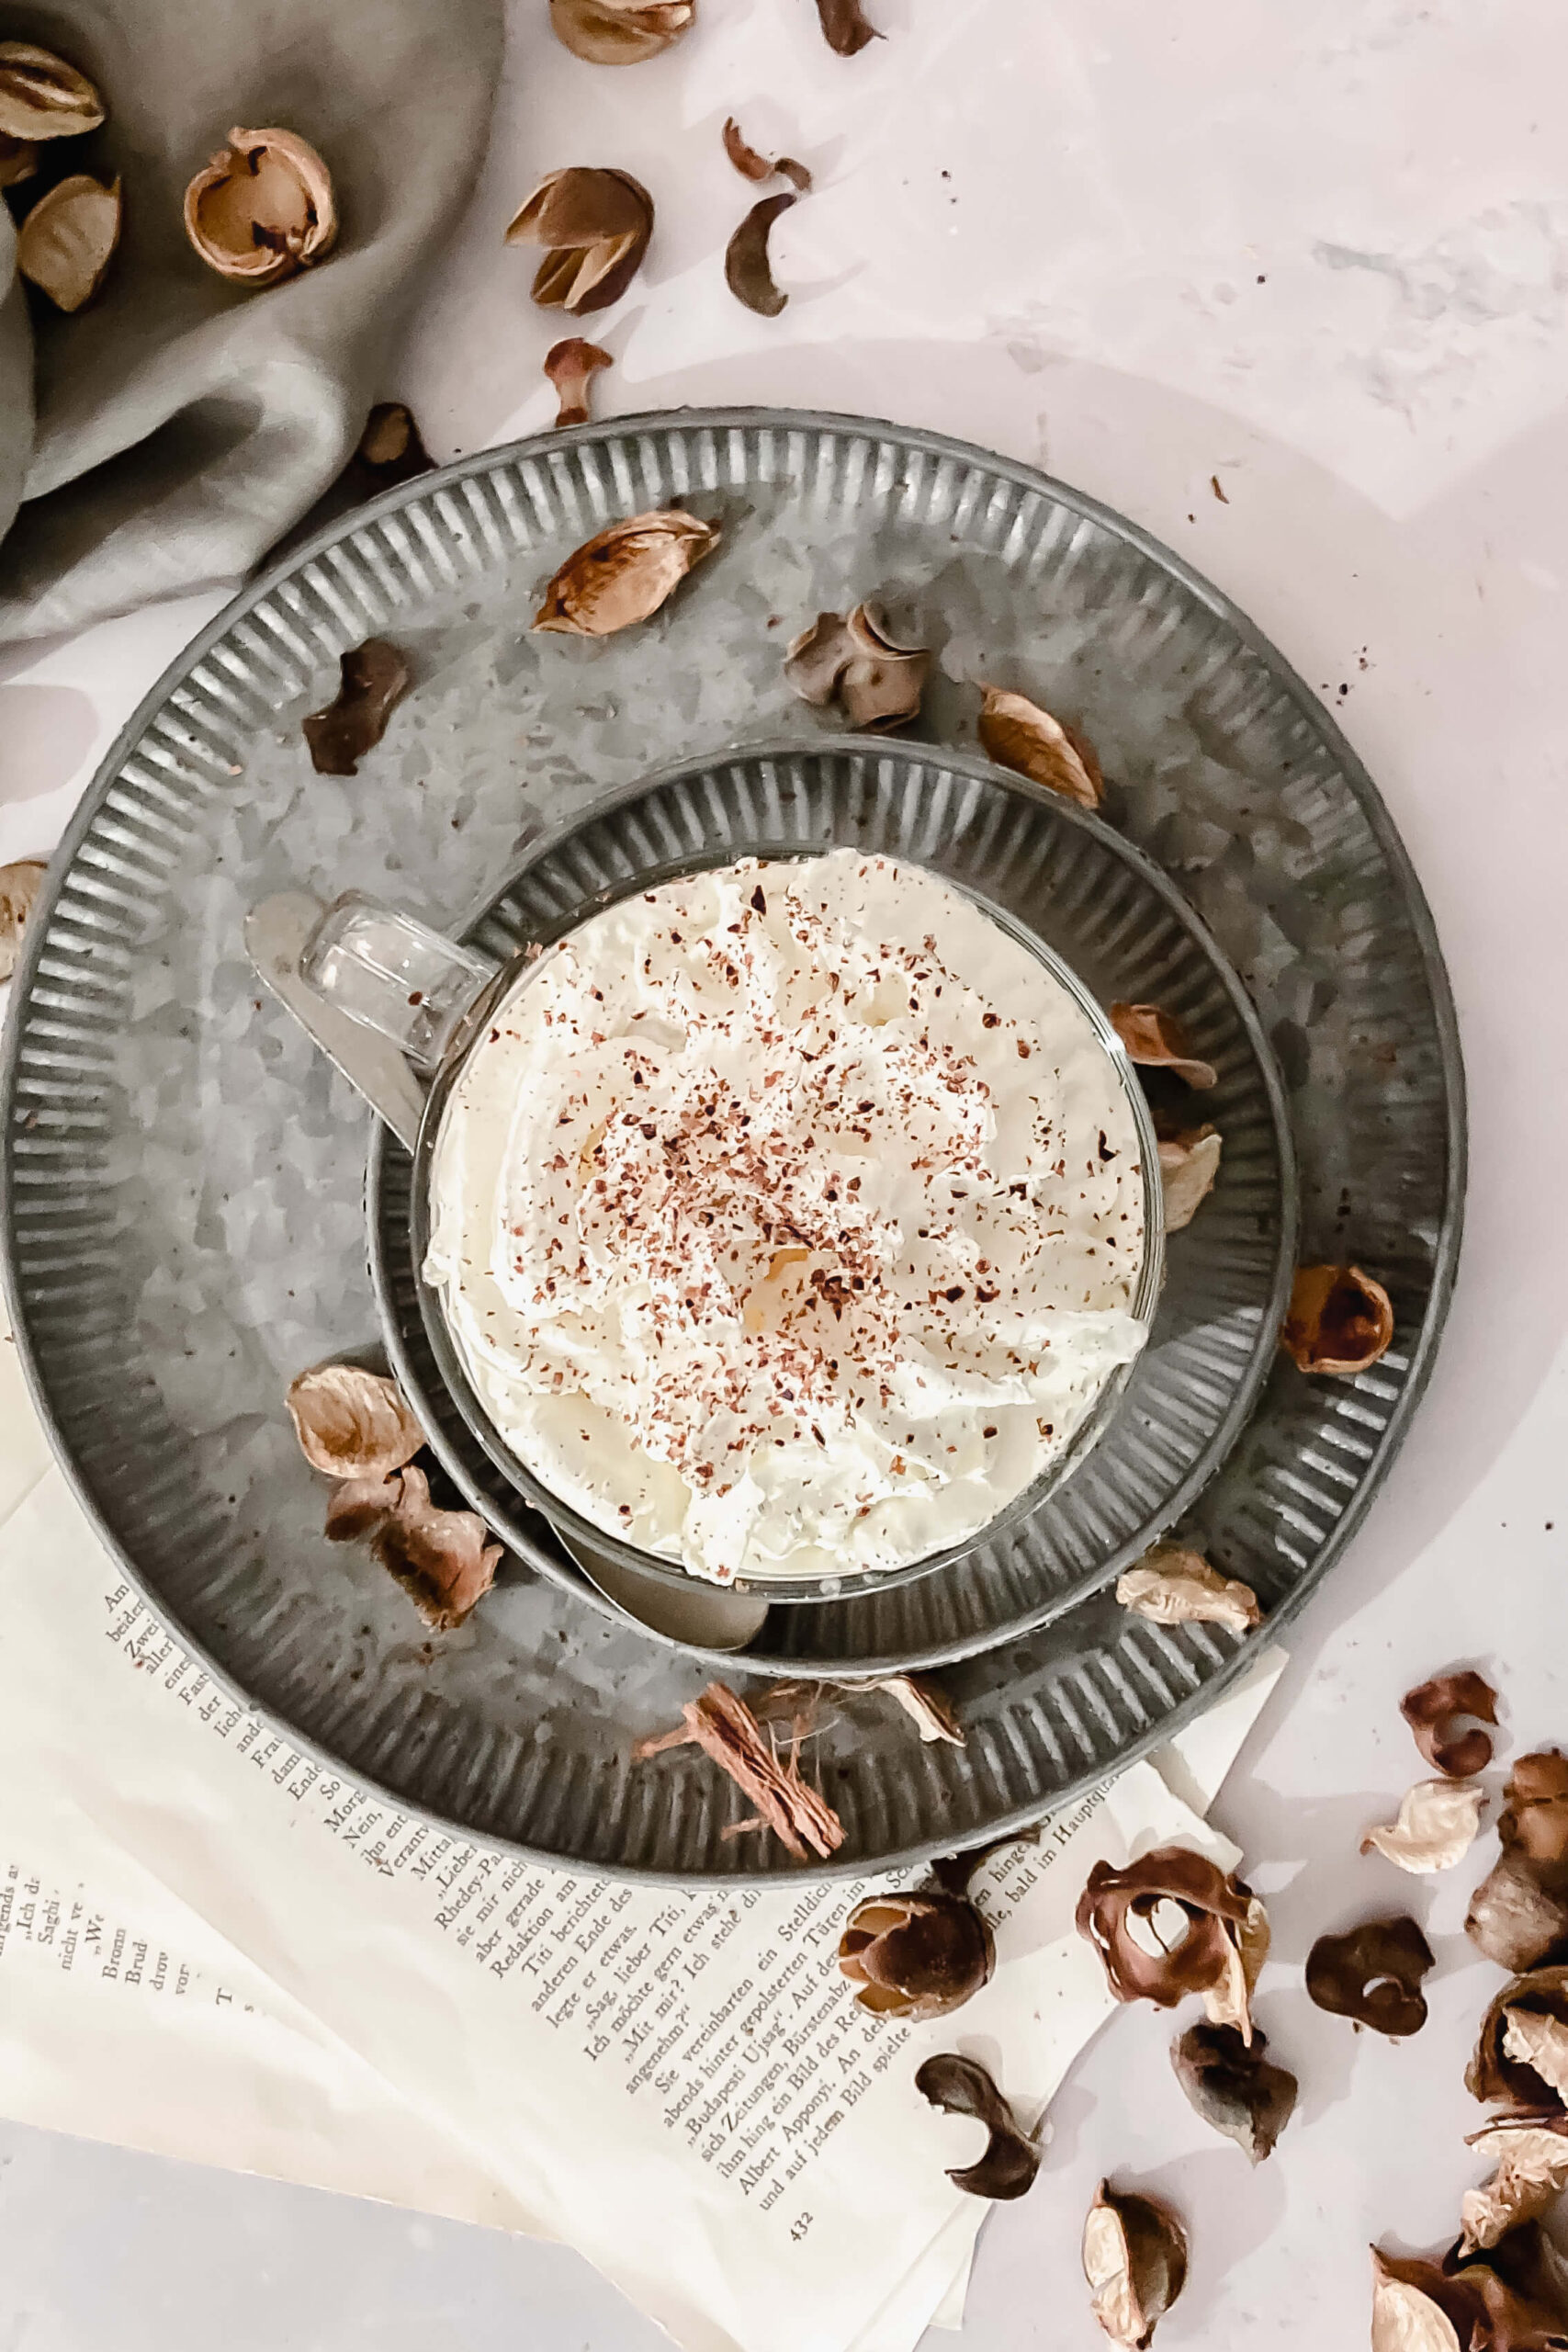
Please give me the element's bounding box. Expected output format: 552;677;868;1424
298;893;501;1075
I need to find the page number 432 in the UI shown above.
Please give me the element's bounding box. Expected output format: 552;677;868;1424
789;2212;814;2243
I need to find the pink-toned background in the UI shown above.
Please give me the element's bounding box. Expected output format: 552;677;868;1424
3;0;1566;2341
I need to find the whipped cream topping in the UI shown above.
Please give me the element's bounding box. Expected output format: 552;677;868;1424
423;854;1147;1584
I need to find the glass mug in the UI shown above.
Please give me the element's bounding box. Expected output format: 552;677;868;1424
294;879;1164;1611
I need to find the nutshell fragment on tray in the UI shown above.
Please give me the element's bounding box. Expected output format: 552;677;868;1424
505;167;653;313
1461;2114;1568;2253
1170;2021;1297;2164
635;1682;844;1861
545;337;614;427
839;1889;994;2019
813;0;882;55
549;0;694;63
1403;1667;1501;1778
1360;1777;1486;1873
533;509;718;636
370;1465;502;1632
1115;1544;1262;1634
914;2054;1039;2199
323;1473;404;1544
1280;1261;1394;1374
725;191;798;317
0;136;37;187
1077;1846;1267;2041
784;604;930;729
0;40;103;140
1157;1126;1222;1230
1305;1915;1434;2036
976;685;1104;808
286;1363;426;1481
17;174;121;311
1082;2180;1188;2347
184;128;337;287
862;1673;965;1744
301;640;412;775
0;859;46;982
1109;1002;1217;1090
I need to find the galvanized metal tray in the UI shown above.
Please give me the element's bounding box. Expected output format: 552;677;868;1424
0;408;1463;1879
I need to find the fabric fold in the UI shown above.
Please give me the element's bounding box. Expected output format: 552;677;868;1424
0;0;502;642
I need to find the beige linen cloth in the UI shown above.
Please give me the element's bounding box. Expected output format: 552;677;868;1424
0;0;502;643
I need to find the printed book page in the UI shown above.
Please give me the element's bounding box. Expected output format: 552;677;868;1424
0;1335;1280;2352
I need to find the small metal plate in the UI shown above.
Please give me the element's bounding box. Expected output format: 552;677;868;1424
369;740;1295;1671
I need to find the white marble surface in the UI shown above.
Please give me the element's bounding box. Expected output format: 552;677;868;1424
3;0;1568;2343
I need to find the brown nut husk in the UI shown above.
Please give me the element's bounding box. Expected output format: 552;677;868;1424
287;1364;426;1481
976;685;1104;809
534;508;718;636
0;134;38;188
839;1890;993;2019
185;128;337;287
1083;2181;1189;2348
722;117;811;191
1501;1755;1568;1885
549;0;694;64
0;859;47;981
723;116;773;181
17;173;120;311
1076;1846;1266;2041
783;604;928;731
1115;1544;1261;1635
1470;1971;1568;2112
324;1473;404;1544
371;1464;501;1630
301;639;412;775
840;602;930;729
0;42;104;141
1170;2020;1297;2164
1280;1261;1394;1374
1470;1854;1568;1975
353;401;434;490
725;189;796;317
1306;1915;1434;2037
784;611;852;703
1371;2243;1568;2352
1454;2224;1568;2322
544;336;613;426
1461;2115;1568;2255
634;1680;844;1861
914;2054;1039;2199
1110;1002;1217;1089
1401;1668;1500;1779
1360;1778;1486;1874
1158;1126;1222;1231
863;1673;964;1745
506;167;653;313
1471;1765;1568;1973
814;0;882;55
